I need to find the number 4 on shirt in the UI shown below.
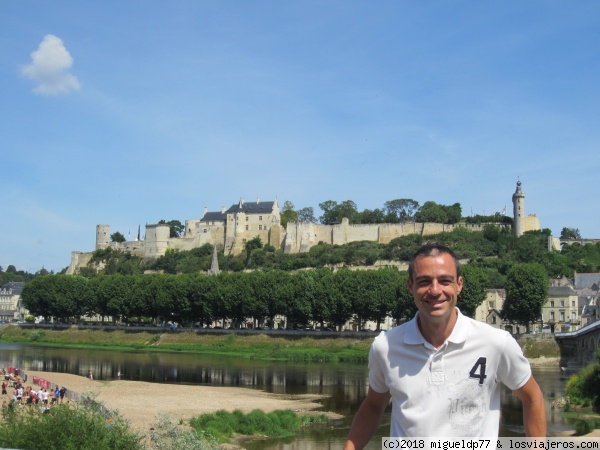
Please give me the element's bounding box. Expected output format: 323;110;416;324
469;357;487;385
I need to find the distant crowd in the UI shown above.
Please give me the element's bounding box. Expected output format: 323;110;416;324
1;367;69;418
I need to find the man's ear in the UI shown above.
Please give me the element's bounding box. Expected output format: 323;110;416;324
456;276;464;294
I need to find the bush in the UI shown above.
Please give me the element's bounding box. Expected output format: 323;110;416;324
189;408;328;443
148;414;218;449
565;363;600;410
0;393;143;450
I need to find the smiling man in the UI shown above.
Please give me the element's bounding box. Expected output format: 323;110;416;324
344;244;546;449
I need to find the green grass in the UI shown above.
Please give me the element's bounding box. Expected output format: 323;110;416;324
0;325;372;363
189;409;329;443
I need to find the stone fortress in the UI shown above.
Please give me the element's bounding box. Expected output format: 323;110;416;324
67;181;541;274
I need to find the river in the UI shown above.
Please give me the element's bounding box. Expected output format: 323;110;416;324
0;344;573;448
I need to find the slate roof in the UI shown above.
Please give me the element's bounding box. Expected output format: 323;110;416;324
549;285;577;296
225;200;276;215
200;211;227;222
0;282;24;295
574;273;600;290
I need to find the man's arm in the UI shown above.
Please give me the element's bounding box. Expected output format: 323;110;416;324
344;387;391;450
513;375;547;437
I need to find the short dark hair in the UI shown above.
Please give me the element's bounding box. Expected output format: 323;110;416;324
408;244;460;281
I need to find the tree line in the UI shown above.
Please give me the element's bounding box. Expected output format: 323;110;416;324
22;267;490;330
278;198;512;228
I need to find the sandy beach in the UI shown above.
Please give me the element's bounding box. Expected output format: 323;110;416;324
10;365;600;439
20;371;338;432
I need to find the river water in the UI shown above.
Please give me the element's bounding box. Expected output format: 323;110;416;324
0;344;573;449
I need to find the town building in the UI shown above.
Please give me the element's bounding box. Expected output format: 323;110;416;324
0;282;26;323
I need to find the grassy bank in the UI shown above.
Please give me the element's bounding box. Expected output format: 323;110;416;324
0;325;372;363
0;325;561;363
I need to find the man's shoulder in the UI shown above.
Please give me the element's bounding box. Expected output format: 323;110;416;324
372;319;414;346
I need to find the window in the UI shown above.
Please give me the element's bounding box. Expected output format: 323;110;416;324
259;225;262;231
203;229;207;233
259;216;263;221
491;315;497;324
560;300;564;307
560;311;565;322
246;216;249;221
572;311;576;321
245;225;249;231
572;301;575;308
550;311;555;321
550;301;554;307
489;301;495;310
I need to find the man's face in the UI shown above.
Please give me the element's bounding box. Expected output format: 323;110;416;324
407;252;463;323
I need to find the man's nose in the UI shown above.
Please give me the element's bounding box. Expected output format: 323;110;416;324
428;280;442;295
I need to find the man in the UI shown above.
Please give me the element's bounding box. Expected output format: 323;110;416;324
344;244;546;449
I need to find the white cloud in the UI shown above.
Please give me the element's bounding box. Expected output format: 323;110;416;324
21;34;81;95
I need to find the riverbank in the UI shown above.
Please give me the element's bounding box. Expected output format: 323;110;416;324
21;370;340;433
0;325;561;362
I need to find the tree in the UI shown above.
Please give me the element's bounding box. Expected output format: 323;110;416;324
560;227;582;240
503;263;548;332
318;200;359;224
458;264;487;317
318;200;339;225
159;219;184;238
280;201;298;228
360;208;386;224
414;201;447;223
110;232;126;243
296;207;316;223
244;236;263;265
384;199;419;222
390;271;417;323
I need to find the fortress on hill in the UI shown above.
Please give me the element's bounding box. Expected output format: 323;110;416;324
67;181;541;274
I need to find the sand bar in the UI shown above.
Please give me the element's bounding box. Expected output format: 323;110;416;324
22;370;338;432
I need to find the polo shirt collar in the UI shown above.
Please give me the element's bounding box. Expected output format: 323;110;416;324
404;308;470;346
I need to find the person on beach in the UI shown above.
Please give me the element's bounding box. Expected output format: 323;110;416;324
59;387;66;403
88;370;93;380
344;244;546;449
1;381;6;396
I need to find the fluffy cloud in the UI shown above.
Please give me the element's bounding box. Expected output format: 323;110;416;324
21;34;81;95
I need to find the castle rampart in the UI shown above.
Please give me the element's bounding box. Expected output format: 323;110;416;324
67;183;541;274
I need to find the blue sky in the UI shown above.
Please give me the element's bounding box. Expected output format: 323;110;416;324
1;1;599;273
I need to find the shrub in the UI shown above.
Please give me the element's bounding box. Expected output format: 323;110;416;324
565;363;600;410
189;408;328;443
0;393;143;450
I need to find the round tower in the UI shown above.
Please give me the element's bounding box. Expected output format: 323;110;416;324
96;224;110;250
512;181;525;237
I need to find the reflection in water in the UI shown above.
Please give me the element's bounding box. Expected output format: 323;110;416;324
0;344;573;449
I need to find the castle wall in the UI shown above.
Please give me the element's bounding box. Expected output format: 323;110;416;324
66;251;94;275
96;225;110;250
144;224;170;258
524;214;540;234
184;220;200;238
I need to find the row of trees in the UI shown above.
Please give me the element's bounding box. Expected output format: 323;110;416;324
22;261;550;331
0;265;52;285
22;266;492;330
278;198;508;228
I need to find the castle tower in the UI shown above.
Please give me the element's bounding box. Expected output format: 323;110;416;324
96;225;110;250
512;180;525;237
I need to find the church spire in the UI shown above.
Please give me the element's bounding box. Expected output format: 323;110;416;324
208;244;220;275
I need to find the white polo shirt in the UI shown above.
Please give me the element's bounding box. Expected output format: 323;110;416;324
369;309;531;437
